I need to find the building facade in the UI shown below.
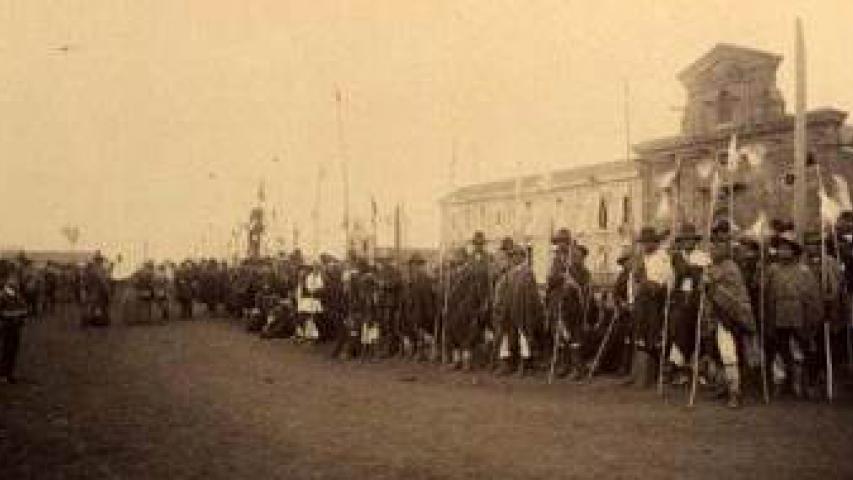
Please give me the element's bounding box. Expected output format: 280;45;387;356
439;161;642;284
635;44;851;233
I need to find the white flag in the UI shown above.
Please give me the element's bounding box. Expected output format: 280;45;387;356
727;134;739;172
743;211;769;241
832;174;852;211
820;187;841;225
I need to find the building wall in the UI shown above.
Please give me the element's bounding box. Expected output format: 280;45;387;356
439;163;642;284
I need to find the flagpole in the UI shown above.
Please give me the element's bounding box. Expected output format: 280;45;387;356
336;86;351;254
794;17;808;242
817;165;834;401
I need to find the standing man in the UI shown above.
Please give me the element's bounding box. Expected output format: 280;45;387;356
500;245;544;376
546;228;588;380
446;232;491;371
625;227;673;388
374;255;403;358
1;270;29;384
667;224;707;385
401;253;436;360
702;222;755;408
765;228;823;398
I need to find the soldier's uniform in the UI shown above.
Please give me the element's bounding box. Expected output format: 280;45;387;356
1;272;29;383
765;229;823;398
153;265;171;321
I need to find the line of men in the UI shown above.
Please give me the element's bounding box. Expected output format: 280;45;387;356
120;214;851;409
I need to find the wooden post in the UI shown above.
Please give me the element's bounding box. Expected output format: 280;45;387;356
794;18;808;242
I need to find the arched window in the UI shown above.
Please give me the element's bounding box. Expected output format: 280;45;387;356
622;196;631;224
598;197;608;230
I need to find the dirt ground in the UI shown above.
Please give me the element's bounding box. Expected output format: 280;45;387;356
2;303;853;480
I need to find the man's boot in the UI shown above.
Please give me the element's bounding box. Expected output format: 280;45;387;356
791;363;804;399
725;364;741;408
568;347;585;381
622;350;645;387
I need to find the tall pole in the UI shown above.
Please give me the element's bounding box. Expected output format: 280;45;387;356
336;86;351;254
794;17;808;242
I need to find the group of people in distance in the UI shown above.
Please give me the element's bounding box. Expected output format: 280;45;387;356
3;213;850;411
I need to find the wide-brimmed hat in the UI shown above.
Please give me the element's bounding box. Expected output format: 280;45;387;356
771;229;802;255
575;244;589;257
676;223;702;242
551;228;572;246
472;231;486;246
499;236;515;253
510;246;527;259
636;227;661;244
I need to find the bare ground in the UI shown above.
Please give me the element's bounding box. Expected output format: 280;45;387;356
2;304;852;480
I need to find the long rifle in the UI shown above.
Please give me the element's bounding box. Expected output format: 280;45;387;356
657;284;672;395
818;166;834;402
758;230;770;404
587;306;619;381
547;301;562;384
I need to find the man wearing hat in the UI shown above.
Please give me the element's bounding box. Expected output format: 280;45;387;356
374;254;403;358
545;228;590;380
701;221;755;408
802;231;845;398
667;223;708;385
611;244;636;376
492;237;516;374
625;226;673;388
401;253;436;360
445;231;491;371
765;228;823;398
1;270;29;384
498;245;544;376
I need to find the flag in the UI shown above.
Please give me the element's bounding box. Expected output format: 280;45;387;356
727;134;739;172
832;174;852;210
696;158;715;180
820;187;841;225
743;211;769;241
654;169;677;190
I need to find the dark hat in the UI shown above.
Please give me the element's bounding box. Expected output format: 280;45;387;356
511;246;527;259
499;236;515;253
675;223;702;241
575;244;589;257
472;231;486;246
710;219;733;243
408;253;426;265
636;227;661;244
771;229;802;254
551;228;572;245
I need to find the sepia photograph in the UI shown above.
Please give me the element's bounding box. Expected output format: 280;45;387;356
1;1;852;478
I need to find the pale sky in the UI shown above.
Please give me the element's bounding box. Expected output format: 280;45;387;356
1;0;851;265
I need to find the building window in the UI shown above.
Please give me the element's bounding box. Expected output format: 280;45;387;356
598;197;608;230
718;90;735;124
622;196;631;225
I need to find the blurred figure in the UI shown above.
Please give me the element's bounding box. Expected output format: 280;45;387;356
1;270;29;383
